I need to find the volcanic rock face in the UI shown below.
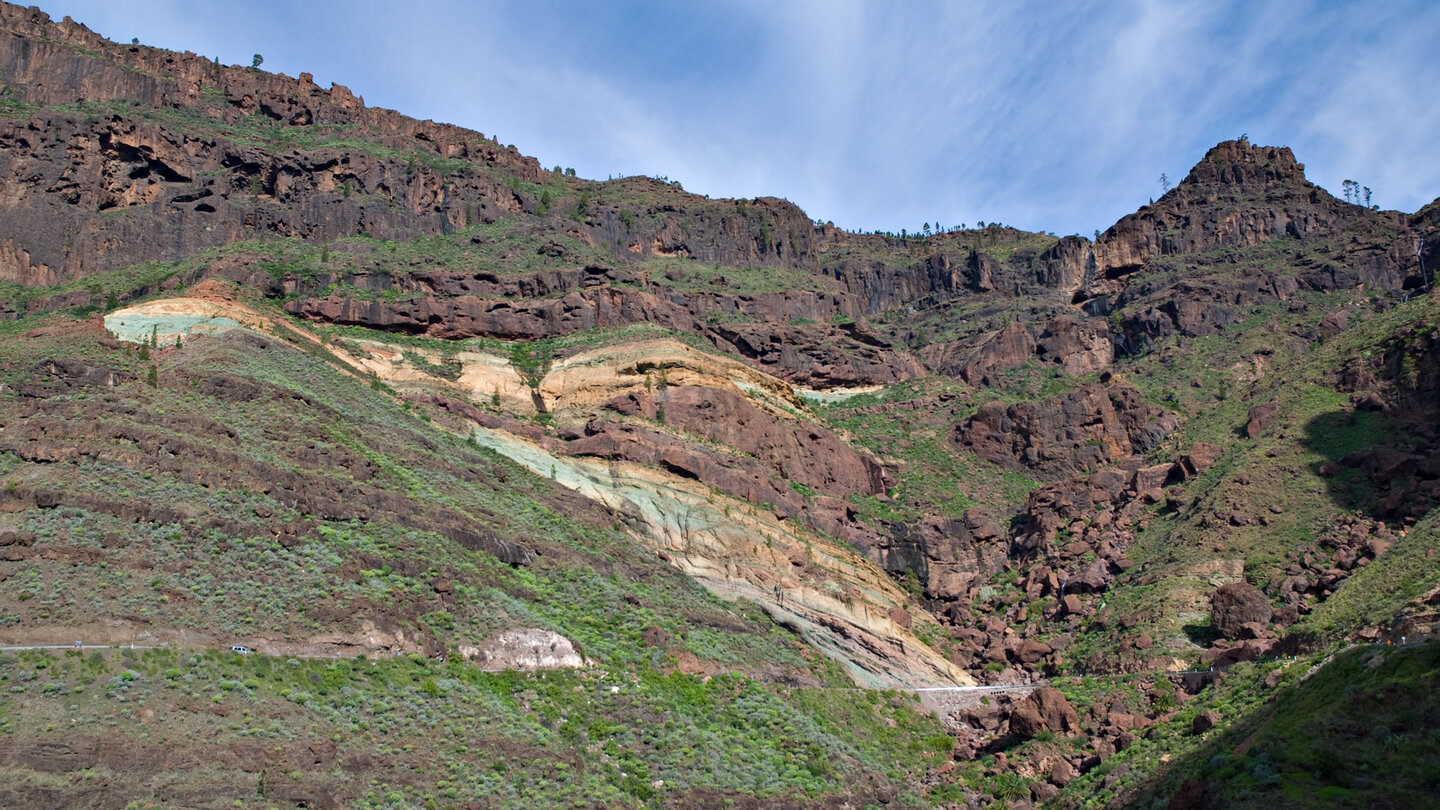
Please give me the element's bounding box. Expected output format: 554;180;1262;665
873;510;1008;601
708;320;925;386
286;266;924;387
955;383;1178;478
823;235;1091;314
638;386;886;498
0;4;932;385
561;385;890;549
956;321;1036;384
932;313;1115;383
1076;139;1433;350
1035;315;1114;376
1093;141;1366;281
565;419;807;517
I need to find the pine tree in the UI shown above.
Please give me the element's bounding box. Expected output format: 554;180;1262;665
146;364;158;388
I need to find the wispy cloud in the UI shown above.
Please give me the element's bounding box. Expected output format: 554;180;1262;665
41;0;1440;234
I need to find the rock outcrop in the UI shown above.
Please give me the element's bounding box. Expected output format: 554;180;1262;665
464;629;589;670
1091;140;1421;291
1008;688;1080;738
1209;582;1272;638
606;386;886;498
955;383;1177;478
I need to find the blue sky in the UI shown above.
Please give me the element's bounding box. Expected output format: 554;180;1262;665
40;0;1440;237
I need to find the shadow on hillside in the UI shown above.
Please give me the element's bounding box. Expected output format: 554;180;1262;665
1182;622;1219;647
1300;408;1395;516
1118;642;1440;809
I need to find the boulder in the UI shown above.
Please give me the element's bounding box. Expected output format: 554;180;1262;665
1049;757;1079;787
1067;559;1112;594
1210;581;1272;638
1178;442;1222;477
1014;639;1053;665
1031;781;1061;803
888;607;912;631
1244;403;1279;438
1106;711;1150;731
1191;710;1221;735
1008;687;1080;738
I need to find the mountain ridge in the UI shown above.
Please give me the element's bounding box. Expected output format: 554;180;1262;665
1;3;1439;808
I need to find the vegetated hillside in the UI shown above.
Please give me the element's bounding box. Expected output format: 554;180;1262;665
1122;640;1440;810
1;2;1439;808
0;300;957;808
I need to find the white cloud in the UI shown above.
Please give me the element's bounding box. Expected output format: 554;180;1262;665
35;0;1440;231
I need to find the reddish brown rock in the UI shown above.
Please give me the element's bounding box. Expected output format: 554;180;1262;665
1090;140;1423;296
1049;758;1079;787
1014;639;1053;664
1203;637;1279;667
953;702;1006;733
1031;781;1061;802
0;531;36;547
1106;711;1150;731
959;321;1036;384
1008;687;1080;738
910;509;1008;600
1066;559;1113;594
955;384;1178;478
1178;442;1222;477
658;386;886;497
1244;403;1279;438
888;607;913;630
1210;581;1272;638
1035;315;1114;376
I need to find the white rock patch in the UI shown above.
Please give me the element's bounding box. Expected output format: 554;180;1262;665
465;629;589;670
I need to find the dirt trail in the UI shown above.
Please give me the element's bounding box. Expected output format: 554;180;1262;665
0;621;412;659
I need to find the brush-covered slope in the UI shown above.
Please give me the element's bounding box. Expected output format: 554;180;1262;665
0;296;961;807
1122;640;1440;810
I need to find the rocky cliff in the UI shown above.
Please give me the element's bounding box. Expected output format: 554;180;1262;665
3;3;1440;808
